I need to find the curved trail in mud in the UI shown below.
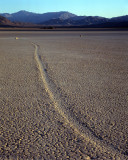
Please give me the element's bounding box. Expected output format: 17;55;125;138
32;43;126;159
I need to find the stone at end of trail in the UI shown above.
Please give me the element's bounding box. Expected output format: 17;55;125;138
85;155;91;160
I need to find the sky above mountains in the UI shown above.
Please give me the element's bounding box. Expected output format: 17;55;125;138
0;0;127;18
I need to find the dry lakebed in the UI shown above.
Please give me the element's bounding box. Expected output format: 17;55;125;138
0;31;128;159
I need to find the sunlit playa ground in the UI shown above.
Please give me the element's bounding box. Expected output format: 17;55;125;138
0;31;128;159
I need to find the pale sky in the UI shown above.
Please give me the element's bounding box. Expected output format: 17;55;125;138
0;0;128;18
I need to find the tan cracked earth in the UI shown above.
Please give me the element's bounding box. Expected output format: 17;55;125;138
0;31;128;160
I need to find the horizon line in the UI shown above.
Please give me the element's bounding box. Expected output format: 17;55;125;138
1;10;128;19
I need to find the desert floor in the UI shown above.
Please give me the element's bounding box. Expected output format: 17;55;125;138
0;31;128;160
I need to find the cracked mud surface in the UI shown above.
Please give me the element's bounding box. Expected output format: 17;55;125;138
0;31;128;159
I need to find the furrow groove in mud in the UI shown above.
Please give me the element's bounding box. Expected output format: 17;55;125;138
32;43;126;159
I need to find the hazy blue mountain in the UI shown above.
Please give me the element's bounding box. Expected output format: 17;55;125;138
40;16;108;26
110;15;128;22
71;16;108;25
0;10;76;24
40;15;128;26
81;21;128;28
0;10;128;28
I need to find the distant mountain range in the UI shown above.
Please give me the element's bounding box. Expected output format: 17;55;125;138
0;10;76;24
40;16;108;26
0;10;128;28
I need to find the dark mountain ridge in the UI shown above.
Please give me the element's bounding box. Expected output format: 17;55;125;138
0;15;14;27
41;16;109;26
0;10;76;24
110;15;128;22
40;15;128;26
0;11;128;28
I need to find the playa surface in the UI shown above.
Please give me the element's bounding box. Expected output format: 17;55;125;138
0;31;128;159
